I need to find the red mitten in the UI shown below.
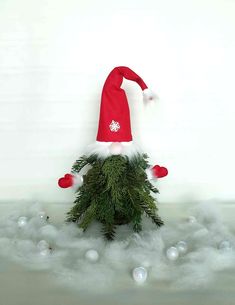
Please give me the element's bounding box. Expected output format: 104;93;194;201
58;173;74;188
152;165;168;178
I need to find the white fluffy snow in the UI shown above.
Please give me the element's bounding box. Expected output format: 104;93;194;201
0;202;234;293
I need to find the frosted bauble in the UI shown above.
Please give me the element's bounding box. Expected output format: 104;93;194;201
85;249;99;262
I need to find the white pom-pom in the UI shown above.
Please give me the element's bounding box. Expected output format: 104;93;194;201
72;173;83;190
143;88;158;104
145;168;155;181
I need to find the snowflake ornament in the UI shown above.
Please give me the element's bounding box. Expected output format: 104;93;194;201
109;120;120;132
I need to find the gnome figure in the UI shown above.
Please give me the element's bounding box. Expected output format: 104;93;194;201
58;66;168;240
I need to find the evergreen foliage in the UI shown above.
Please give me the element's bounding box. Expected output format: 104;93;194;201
66;153;164;240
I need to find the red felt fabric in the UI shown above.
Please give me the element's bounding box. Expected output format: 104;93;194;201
152;165;168;178
96;66;148;142
58;173;74;188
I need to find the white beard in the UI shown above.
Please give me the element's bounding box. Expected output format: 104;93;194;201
85;141;142;158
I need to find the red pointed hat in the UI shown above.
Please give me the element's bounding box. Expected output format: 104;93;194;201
96;66;154;142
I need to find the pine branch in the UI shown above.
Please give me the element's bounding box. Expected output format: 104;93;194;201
79;201;96;231
132;214;142;232
71;155;89;173
102;223;116;240
139;201;164;227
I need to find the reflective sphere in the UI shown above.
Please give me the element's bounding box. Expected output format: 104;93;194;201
132;266;148;284
166;247;179;261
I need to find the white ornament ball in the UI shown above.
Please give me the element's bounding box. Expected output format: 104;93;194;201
109;142;123;155
219;240;232;251
37;240;49;251
166;247;179;261
176;241;188;254
17;216;28;228
132;267;148;284
187;216;197;224
85;249;99;262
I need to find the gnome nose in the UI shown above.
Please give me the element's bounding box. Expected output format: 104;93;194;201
109;142;123;155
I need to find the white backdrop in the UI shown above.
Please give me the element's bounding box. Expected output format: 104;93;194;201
0;0;235;204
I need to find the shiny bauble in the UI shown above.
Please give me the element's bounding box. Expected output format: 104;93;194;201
132;266;148;284
166;246;179;261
